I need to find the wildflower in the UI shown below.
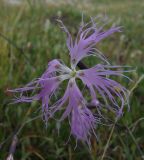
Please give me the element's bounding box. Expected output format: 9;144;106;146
9;16;131;146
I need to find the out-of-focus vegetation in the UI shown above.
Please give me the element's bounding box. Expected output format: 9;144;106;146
0;0;144;159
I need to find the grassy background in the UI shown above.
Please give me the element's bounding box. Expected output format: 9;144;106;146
0;0;144;159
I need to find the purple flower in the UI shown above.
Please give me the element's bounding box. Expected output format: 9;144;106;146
9;17;131;145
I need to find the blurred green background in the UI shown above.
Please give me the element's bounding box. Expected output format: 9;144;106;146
0;0;144;159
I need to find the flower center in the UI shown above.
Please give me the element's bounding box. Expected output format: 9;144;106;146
70;70;77;77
